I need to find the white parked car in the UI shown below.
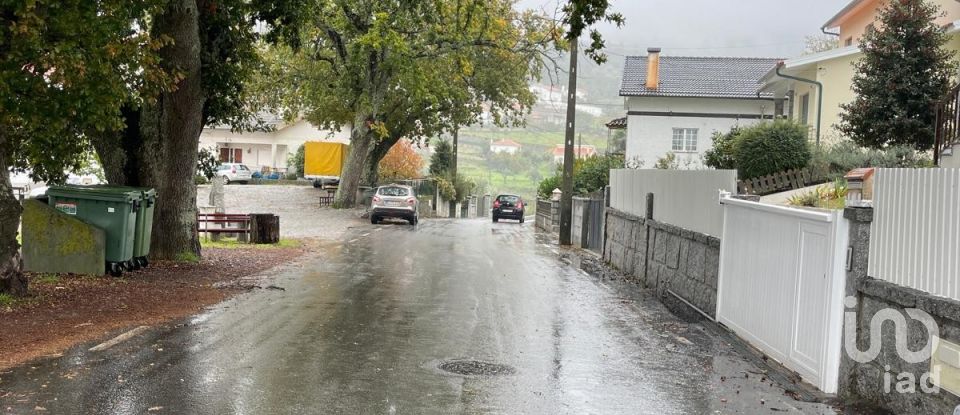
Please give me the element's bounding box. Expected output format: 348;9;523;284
217;163;252;184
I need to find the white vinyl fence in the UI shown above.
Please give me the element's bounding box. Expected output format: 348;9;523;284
716;197;849;393
609;169;737;237
869;168;960;300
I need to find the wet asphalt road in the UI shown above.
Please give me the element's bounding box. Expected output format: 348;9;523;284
0;219;837;414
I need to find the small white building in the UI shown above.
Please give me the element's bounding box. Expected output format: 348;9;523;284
490;139;522;154
551;144;596;164
199;116;350;173
620;48;782;168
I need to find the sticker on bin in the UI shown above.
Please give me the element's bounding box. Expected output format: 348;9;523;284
108;207;115;213
55;203;77;215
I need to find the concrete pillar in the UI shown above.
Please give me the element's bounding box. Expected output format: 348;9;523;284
838;206;873;399
270;143;278;171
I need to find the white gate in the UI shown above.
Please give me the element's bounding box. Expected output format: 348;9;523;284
716;197;849;393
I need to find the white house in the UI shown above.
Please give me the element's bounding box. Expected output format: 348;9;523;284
620;48;782;167
551;144;596;164
490;139;522;154
199;116;351;173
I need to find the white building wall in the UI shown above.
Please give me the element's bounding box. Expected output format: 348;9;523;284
625;96;774;168
199;120;350;171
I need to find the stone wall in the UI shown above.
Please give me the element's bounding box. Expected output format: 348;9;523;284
21;199;106;275
840;206;960;413
603;207;720;318
535;199;560;233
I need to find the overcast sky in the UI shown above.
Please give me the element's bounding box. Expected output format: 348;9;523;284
517;0;851;58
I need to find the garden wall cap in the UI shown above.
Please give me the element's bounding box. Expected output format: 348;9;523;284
844;167;875;181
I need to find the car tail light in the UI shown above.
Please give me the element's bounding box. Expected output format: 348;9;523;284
517;201;523;209
406;197;416;205
493;200;500;208
372;196;381;205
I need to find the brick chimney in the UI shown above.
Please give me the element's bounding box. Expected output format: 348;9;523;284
646;47;661;90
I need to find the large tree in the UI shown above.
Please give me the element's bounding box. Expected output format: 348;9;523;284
838;0;957;150
0;1;169;294
267;0;555;208
90;0;300;260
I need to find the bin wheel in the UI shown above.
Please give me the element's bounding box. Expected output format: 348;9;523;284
108;263;123;277
137;257;149;268
126;259;140;271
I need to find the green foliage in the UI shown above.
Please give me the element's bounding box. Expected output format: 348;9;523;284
194;176;210;185
1;1;170;183
838;0;958;150
808;140;933;178
0;293;14;307
487;152;525;184
197;147;219;180
788;179;849;210
436;176;457;201
288;144;306;178
654;152;679;170
429;140;455;177
537;154;622;198
285;173;298;181
734;120;811;179
703;127;742;170
538;175;563;199
561;0;625;64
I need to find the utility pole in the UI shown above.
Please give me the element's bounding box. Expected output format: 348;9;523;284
559;39;578;246
449;128;459;218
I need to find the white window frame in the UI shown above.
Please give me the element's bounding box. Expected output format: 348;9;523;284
671;128;699;152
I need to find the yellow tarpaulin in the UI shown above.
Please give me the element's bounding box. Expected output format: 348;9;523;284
304;142;348;177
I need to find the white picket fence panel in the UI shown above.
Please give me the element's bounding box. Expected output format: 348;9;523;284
869;168;960;300
609;169;737;237
716;197;849;393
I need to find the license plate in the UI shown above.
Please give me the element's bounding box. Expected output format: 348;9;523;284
386;201;402;207
502;209;512;213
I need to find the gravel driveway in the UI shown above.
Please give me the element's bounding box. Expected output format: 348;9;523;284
196;184;365;239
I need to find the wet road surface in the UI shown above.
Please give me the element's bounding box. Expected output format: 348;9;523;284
0;220;838;414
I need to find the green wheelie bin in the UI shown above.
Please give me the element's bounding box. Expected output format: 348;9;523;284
46;185;140;276
95;186;156;269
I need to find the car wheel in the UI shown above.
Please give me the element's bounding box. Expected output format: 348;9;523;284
493;216;499;223
370;215;379;224
520;216;525;224
221;176;230;185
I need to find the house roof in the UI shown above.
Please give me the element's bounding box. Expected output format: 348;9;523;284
822;0;871;30
605;117;627;129
551;144;596;157
619;55;781;99
491;139;522;147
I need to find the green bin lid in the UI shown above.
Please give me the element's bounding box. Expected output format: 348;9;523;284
92;185;156;200
47;185;141;203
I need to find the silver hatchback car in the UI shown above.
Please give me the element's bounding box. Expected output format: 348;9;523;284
370;184;419;225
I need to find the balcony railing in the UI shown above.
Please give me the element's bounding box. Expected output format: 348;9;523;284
934;83;960;165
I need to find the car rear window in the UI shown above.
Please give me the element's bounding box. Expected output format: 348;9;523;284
498;196;520;203
379;186;409;197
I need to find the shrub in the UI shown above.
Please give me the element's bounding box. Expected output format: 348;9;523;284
654;152;679;169
288;144;305;178
808;139;933;179
788;179;848;210
197;147;219;180
194;175;209;185
734;120;811;179
436;176;456;201
537;175;562;199
703;127;741;170
285;173;298;181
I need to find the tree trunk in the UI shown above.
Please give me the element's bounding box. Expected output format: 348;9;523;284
145;0;205;260
0;133;27;296
362;137;396;186
334;115;374;208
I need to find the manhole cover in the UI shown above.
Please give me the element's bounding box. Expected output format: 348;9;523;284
438;360;515;376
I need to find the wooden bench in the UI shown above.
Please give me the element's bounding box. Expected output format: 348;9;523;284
197;213;251;240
